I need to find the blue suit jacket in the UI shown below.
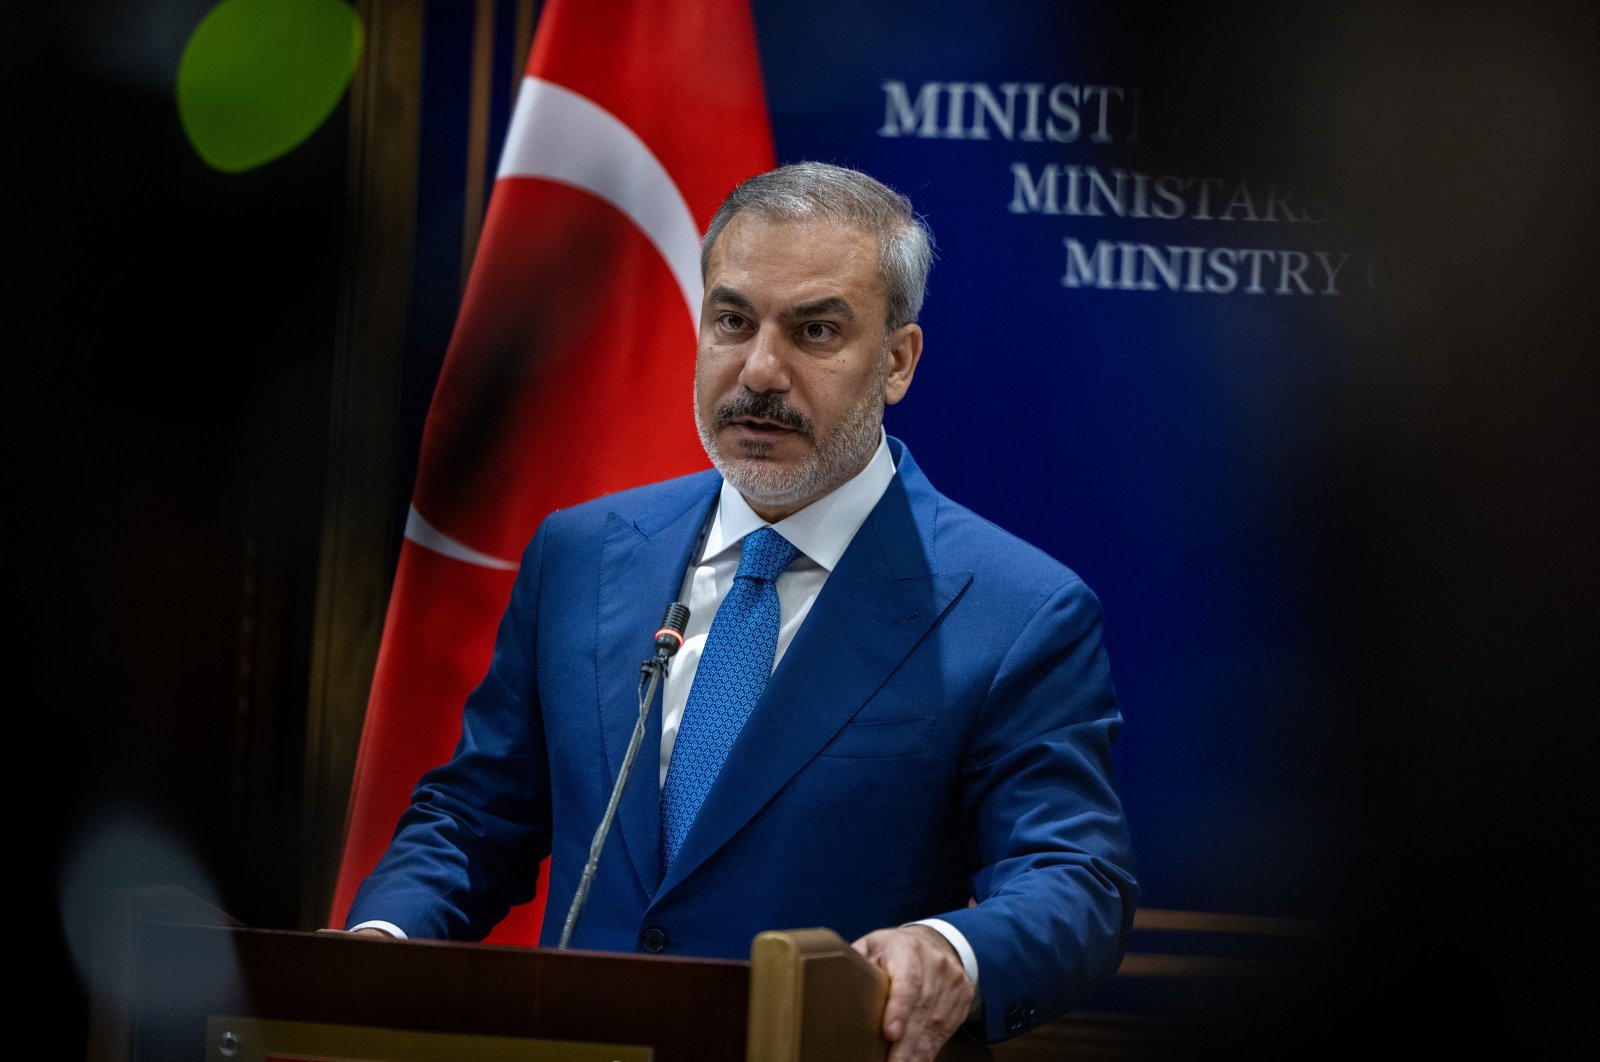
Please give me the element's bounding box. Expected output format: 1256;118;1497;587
348;439;1137;1042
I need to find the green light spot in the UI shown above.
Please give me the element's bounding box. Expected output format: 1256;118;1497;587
177;0;364;173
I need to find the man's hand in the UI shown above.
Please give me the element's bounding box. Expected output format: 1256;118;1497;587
852;925;974;1062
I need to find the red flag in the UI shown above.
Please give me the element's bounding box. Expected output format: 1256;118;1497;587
329;0;774;945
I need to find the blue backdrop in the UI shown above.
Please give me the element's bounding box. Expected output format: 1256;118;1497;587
750;0;1368;922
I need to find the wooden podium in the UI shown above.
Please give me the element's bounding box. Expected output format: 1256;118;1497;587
86;889;989;1062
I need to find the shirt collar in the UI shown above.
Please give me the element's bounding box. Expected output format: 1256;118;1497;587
702;431;896;571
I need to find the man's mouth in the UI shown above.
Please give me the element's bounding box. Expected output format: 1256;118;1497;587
733;416;794;433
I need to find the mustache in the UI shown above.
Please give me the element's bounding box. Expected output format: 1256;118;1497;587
715;391;815;439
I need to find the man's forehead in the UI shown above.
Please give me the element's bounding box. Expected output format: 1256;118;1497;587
704;214;884;309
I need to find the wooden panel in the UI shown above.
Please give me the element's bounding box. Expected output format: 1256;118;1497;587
126;924;749;1062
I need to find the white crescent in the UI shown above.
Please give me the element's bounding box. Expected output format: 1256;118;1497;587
408;76;704;568
497;76;705;325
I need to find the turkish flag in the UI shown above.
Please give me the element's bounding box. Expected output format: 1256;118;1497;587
329;0;774;945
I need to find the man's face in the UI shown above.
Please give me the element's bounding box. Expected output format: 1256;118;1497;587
694;214;922;521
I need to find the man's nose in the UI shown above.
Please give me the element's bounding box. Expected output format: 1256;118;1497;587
737;324;791;394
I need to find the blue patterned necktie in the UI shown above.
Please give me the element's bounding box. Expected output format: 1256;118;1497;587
661;526;799;870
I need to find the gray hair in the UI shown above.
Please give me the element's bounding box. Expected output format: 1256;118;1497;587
701;162;934;331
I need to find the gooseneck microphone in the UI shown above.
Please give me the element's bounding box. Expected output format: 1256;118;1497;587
559;602;691;949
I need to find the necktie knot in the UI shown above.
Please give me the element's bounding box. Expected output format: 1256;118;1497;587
735;526;798;584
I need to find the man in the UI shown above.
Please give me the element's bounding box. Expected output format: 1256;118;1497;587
345;162;1137;1060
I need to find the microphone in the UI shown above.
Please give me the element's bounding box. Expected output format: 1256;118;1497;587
559;602;691;949
651;602;691;668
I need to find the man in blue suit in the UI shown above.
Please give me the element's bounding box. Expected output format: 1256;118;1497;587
346;162;1136;1061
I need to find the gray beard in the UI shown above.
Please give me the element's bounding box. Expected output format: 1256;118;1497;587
695;370;886;513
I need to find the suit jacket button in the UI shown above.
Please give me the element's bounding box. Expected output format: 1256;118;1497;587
640;927;667;953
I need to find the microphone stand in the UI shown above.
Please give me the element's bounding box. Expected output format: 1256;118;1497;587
559;606;687;948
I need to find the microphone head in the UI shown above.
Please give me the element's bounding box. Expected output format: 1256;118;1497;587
654;602;691;658
660;602;690;635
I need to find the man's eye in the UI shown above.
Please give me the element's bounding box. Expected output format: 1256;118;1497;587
800;322;835;341
717;312;748;331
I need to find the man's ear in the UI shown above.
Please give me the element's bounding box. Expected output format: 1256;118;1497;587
884;323;923;405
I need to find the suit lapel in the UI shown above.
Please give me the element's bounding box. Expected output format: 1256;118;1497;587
657;450;972;896
595;477;719;900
